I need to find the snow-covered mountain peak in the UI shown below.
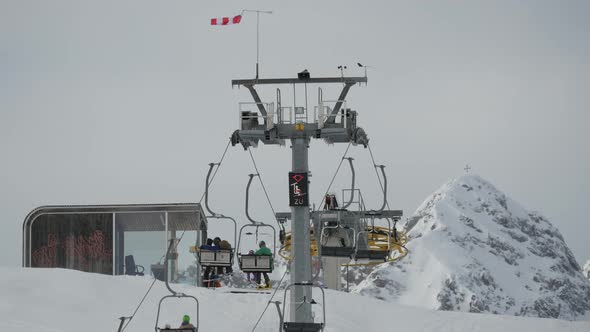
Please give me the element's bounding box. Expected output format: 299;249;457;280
353;174;590;320
407;174;528;234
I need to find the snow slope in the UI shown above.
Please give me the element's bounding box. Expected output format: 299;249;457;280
584;260;590;280
1;267;590;332
353;175;590;320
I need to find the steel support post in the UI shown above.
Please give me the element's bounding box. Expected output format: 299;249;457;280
290;137;313;323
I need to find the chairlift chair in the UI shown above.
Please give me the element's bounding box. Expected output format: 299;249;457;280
354;224;392;261
198;162;238;271
238;173;278;273
236;223;277;273
155;294;199;332
281;282;326;332
154;239;200;332
318;157;357;258
319;220;356;258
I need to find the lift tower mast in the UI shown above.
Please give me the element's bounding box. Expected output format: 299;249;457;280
231;73;369;328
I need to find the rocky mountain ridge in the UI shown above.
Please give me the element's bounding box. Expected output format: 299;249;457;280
351;174;590;320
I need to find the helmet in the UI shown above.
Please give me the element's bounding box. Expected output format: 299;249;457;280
259;240;266;247
183;315;190;323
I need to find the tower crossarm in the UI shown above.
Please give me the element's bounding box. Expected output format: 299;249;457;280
230;74;371;149
231;76;367;86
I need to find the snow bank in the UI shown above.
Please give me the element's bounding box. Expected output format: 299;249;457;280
1;267;590;332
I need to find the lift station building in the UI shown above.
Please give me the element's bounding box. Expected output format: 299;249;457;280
22;203;207;285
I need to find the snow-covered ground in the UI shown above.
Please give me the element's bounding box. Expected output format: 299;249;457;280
1;267;590;332
584;260;590;280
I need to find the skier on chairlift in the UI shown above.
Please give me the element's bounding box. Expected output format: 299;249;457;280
213;236;233;274
246;250;255;282
178;314;195;330
200;238;217;286
255;240;272;288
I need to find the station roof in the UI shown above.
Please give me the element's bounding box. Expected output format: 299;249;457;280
23;203;208;232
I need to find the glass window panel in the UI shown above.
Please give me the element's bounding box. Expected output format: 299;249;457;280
114;212;166;277
30;213;113;275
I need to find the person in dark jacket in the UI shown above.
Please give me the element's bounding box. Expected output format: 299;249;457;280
200;238;216;287
214;237;233;274
200;238;216;250
254;241;272;288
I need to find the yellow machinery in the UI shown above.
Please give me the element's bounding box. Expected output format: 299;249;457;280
279;225;408;267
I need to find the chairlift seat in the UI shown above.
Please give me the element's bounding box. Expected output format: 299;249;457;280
355;249;389;261
320;246;354;257
239;254;273;273
283;322;324;332
198;249;234;267
158;328;197;332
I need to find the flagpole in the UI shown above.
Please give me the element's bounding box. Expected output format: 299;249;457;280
242;9;272;79
256;10;259;78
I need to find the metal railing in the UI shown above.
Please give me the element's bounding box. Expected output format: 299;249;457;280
315;100;347;128
341;188;366;212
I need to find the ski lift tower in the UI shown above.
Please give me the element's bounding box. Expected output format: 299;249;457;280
231;71;369;328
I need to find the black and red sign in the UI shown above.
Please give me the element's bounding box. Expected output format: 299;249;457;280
288;172;309;207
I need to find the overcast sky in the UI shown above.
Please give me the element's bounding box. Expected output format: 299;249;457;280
1;0;589;267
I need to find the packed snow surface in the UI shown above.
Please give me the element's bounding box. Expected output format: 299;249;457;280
2;268;590;332
353;174;590;320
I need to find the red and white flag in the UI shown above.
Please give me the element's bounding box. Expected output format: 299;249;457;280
210;14;242;26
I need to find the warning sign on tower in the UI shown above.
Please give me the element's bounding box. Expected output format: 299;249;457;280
288;172;309;207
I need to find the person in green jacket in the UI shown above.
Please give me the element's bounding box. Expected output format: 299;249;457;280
255;241;272;288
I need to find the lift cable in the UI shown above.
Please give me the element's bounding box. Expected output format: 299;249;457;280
250;267;290;332
316;142;352;209
119;139;232;332
119;277;159;331
247;147;281;228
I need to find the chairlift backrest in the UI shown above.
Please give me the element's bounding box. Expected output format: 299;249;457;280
240;254;273;272
198;249;234;267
